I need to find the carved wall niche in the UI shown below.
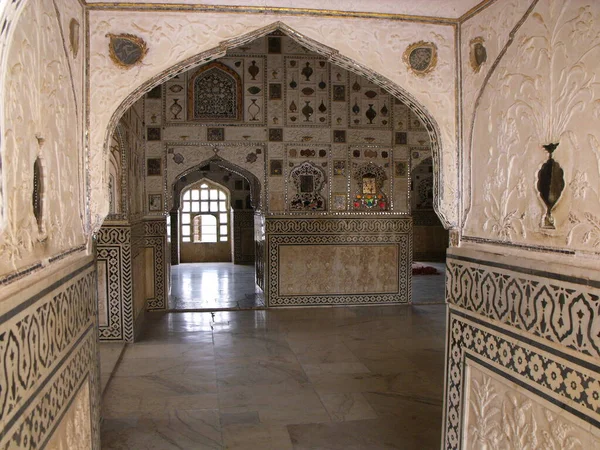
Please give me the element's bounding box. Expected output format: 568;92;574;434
289;161;326;211
187;61;243;122
469;37;487;73
352;162;388;211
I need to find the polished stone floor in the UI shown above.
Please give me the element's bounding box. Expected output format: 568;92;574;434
169;261;445;310
100;304;446;449
170;263;265;310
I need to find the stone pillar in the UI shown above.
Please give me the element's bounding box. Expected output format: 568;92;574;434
231;210;255;264
170;210;179;266
96;223;135;342
143;219;168;311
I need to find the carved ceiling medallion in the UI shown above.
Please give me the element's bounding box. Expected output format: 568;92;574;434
107;33;148;68
403;41;437;76
469;37;487;73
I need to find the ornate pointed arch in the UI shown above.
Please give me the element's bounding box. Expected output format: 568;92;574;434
171;155;261;211
103;21;448;229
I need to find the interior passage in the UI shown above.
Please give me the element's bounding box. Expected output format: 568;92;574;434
100;304;446;449
169;262;446;311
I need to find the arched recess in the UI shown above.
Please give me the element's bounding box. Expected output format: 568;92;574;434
169;154;261;265
100;21;449;230
187;61;243;122
171;155;261;211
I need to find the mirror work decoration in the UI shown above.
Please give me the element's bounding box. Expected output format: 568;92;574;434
537;143;564;229
353;162;388;211
469;37;487;73
403;41;437;76
188;62;243;121
107;33;148;68
289;161;326;210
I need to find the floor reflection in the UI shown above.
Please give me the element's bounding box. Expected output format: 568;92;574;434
169;262;265;310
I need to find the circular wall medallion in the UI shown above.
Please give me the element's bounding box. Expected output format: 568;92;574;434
403;41;437;76
470;37;487;73
107;33;148;68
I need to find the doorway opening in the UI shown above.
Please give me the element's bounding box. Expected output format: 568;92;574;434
169;161;263;310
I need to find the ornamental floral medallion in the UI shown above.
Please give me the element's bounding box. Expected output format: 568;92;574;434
107;33;148;68
403;41;437;76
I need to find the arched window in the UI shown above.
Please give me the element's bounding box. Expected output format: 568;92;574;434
180;182;229;243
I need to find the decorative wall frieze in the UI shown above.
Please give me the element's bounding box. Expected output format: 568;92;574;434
0;261;99;450
265;216;412;234
444;308;600;449
446;254;600;358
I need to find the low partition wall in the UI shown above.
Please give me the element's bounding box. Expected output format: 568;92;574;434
443;246;600;449
262;215;412;307
0;255;100;449
97;219;167;343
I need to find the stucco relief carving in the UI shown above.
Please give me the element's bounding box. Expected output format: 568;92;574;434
460;0;536;226
45;381;92;450
88;13;458;233
0;0;85;277
465;365;591;450
464;1;600;252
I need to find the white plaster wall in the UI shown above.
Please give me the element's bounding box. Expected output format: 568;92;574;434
460;0;535;225
88;11;458;232
0;0;86;278
462;0;600;255
84;0;482;19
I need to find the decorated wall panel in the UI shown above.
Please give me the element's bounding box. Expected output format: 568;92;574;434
144;219;168;310
96;225;134;342
443;248;600;449
463;0;600;254
145;34;435;218
0;0;86;280
460;0;535;227
263;216;412;306
0;257;100;450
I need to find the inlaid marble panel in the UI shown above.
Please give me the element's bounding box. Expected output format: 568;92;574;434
265;216;412;306
279;244;398;295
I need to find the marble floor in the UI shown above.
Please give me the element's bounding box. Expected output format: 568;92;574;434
170;263;265;310
100;304;446;449
170;261;446;310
